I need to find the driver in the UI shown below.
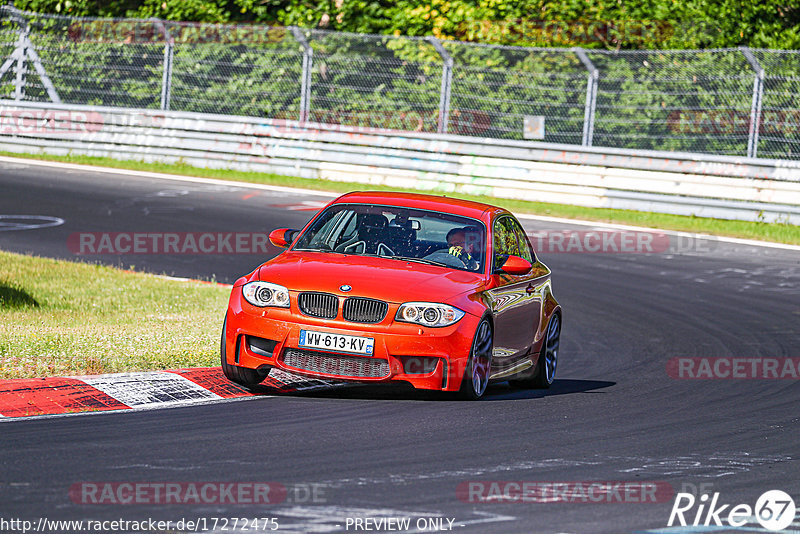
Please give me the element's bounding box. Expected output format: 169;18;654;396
446;227;480;270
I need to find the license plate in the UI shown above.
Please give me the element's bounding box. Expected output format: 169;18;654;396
298;329;374;355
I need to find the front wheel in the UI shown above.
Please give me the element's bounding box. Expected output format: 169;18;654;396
220;317;269;388
459;318;493;400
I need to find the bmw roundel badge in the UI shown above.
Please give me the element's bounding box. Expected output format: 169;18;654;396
339;284;352;292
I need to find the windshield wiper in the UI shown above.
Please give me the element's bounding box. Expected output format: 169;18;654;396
386;255;449;267
293;247;339;253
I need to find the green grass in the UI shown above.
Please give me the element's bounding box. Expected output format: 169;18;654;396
2;150;799;245
0;250;229;379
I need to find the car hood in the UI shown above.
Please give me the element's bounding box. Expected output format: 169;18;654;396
257;251;485;303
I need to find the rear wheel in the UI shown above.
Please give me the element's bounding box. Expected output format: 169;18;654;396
220;317;269;388
459;318;493;400
509;313;560;389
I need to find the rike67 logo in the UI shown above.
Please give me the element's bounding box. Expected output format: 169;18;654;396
669;490;796;531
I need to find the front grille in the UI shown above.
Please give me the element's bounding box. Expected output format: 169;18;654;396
282;348;389;378
298;292;338;319
343;297;388;323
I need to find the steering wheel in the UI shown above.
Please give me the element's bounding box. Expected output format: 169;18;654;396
423;249;471;269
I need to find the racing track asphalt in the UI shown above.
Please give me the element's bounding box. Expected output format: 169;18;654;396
0;158;798;533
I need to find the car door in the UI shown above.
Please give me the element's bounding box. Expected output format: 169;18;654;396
485;216;546;377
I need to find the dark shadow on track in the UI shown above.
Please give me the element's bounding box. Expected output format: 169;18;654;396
251;378;614;402
482;379;616;401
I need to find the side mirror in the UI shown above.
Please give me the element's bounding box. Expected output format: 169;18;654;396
497;255;532;275
269;228;298;248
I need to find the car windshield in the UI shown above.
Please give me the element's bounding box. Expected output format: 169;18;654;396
292;204;486;272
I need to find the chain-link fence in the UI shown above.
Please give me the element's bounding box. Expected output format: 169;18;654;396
1;5;798;160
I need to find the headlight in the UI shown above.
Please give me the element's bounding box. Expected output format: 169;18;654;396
395;302;465;327
242;281;290;308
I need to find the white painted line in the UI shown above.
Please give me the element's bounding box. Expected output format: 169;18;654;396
0;214;65;232
79;371;221;409
0;395;265;423
2;154;797;252
0;155;339;198
515;212;800;252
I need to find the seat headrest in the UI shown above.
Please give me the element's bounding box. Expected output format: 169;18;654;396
359;213;388;229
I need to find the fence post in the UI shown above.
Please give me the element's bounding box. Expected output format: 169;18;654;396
574;47;599;147
426;36;453;134
161;42;173;111
0;7;61;102
291;27;313;123
0;6;28;101
740;47;764;159
153;19;173;111
25;38;61;103
0;26;22;94
13;25;28;101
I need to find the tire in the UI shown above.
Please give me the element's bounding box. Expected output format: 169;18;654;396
220;316;269;388
459;318;493;400
509;313;560;390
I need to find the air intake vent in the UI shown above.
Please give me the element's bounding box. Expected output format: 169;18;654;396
298;292;338;319
247;336;278;357
343;297;388;323
282;349;389;378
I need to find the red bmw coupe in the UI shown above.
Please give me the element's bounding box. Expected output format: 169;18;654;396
221;191;561;399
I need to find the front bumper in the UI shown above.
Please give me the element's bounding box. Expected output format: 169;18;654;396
224;290;480;391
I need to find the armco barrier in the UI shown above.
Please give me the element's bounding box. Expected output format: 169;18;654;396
1;100;799;224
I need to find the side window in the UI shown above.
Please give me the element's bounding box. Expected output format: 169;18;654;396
509;218;534;263
493;217;520;270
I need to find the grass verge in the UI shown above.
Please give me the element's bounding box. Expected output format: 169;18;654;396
1;150;799;245
0;250;229;379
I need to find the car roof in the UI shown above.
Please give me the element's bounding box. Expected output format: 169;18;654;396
333;191;505;220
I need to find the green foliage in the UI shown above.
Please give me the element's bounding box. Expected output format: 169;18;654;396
11;0;800;50
13;0;140;18
131;0;232;22
306;32;443;131
4;1;799;159
169;38;304;116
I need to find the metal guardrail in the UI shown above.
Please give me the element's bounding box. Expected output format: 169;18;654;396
1;100;798;224
1;5;799;160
